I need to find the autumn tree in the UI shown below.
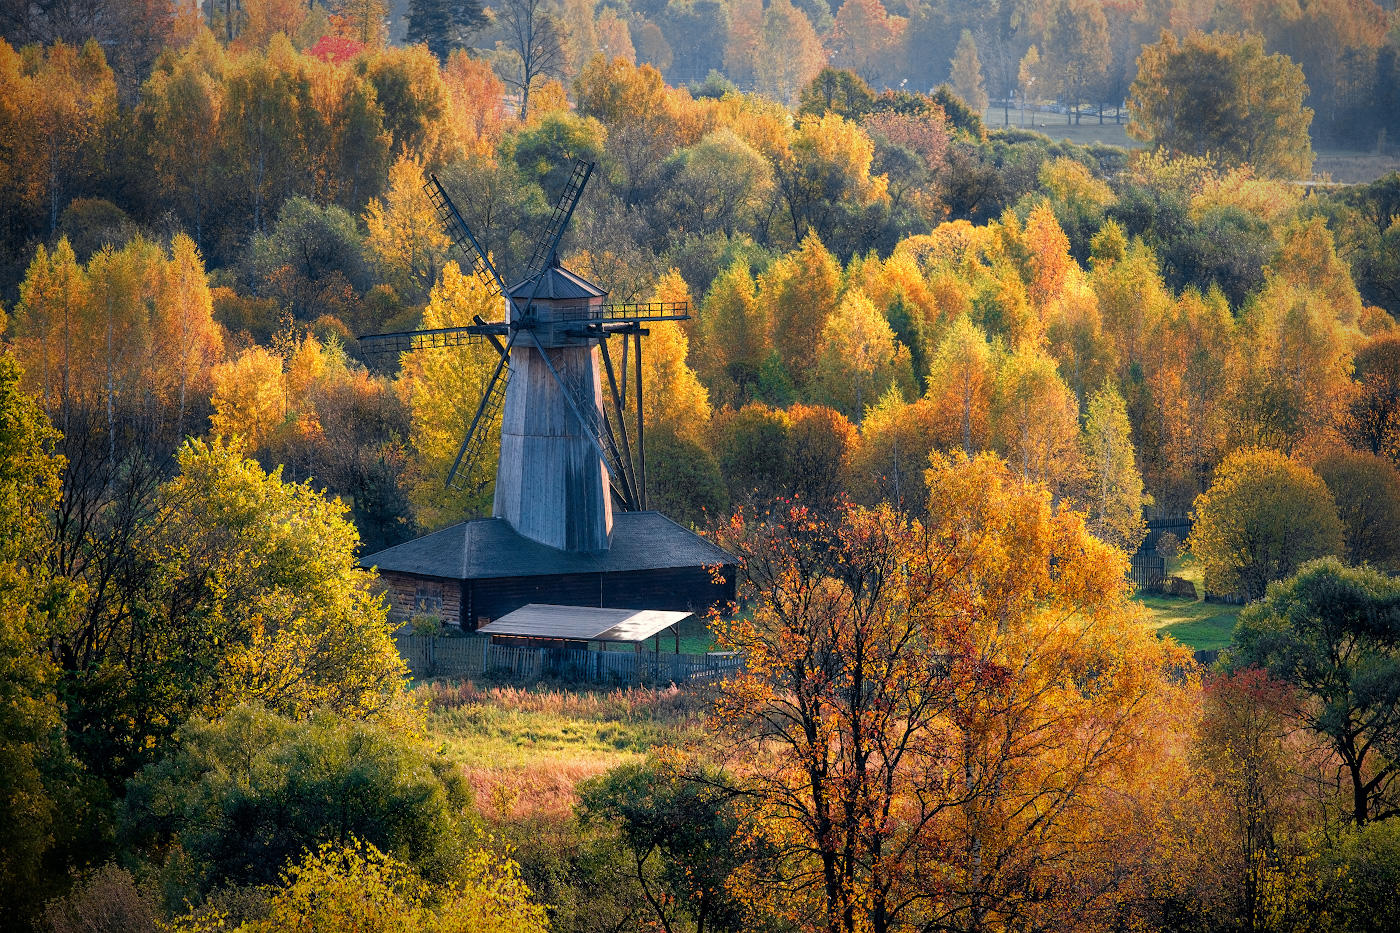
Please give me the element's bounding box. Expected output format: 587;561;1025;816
1188;448;1344;600
135;33;225;250
150;438;406;718
1225;282;1353;453
1345;331;1400;462
813;288;912;421
8;39;117;236
363;154;453;304
770;111;888;249
1039;0;1109;125
1231;559;1400;825
990;343;1085;504
0;353;76;922
443;51;512;158
697;261;770;405
785;403;857;505
1082;383;1147;552
948;29;988;114
11;234;223;450
1129;30;1314;179
753;0;826;105
829;0;904;89
708;453;1188;933
494;0;568;120
172;837;549;933
758;231;840;382
396;261;505;528
1314;450;1400;571
848;386;938;510
925;314;993;454
640;271;712;444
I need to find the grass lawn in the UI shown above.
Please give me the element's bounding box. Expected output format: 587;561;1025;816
984;107;1142;147
1133;556;1241;652
1136;594;1240;651
982;107;1400;182
418;680;703;820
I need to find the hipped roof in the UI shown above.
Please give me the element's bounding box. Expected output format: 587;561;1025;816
506;265;606;301
361;511;737;581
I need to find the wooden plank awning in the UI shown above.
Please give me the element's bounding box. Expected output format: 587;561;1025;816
476;604;691;643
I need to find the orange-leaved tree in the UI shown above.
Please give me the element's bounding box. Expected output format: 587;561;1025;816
707;452;1190;933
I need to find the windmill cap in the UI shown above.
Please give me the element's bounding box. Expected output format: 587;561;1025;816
506;264;607;301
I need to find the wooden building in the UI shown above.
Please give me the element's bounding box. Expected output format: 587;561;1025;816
366;510;736;631
359;162;738;634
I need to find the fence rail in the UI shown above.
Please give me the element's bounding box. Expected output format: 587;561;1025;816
1129;553;1166;592
395;633;743;684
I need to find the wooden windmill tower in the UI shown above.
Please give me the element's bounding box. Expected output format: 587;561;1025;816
359;161;734;632
361;160;687;552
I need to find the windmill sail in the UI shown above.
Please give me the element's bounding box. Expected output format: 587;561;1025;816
359;160;691;551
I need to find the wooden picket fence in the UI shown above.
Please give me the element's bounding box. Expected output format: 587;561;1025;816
395;633;743;685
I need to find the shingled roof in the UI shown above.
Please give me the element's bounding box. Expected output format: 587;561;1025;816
361;511;736;580
506;265;606;301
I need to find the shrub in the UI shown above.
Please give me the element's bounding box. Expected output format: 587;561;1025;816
120;705;477;901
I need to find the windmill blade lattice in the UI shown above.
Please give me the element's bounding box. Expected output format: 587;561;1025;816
358;324;496;358
425;173;509;309
527;160;594;276
446;329;516;491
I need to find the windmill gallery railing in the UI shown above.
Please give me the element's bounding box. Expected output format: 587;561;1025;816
394;632;744;685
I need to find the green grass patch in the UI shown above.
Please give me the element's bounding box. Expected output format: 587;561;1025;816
1134;554;1239;651
415;680;708;819
1136;593;1240;651
417;681;703;769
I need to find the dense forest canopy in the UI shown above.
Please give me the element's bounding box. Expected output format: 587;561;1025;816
3;0;1400;931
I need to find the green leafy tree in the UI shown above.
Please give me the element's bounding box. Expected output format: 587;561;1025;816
1188;448;1343;600
578;761;747;933
1082;383;1147;553
121;705;477;897
948;30;988;115
646;427;729;529
798;67;876;119
1129;31;1314;179
1314;450;1400;571
1231;559;1400;825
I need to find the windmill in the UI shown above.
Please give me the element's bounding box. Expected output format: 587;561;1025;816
359;160;689;553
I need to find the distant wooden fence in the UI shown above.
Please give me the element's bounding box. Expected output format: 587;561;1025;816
1129;514;1193;592
1129;553;1166;591
395;633;743;685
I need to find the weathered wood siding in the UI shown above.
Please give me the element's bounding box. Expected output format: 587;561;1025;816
494;343;612;552
601;566;736;613
464;564;736;629
381;571;463;626
466;572;602;627
394;632;743;684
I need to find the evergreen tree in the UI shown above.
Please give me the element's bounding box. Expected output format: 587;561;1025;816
948;29;988;115
407;0;488;63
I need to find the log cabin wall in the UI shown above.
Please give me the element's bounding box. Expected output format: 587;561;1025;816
381;570;463;627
